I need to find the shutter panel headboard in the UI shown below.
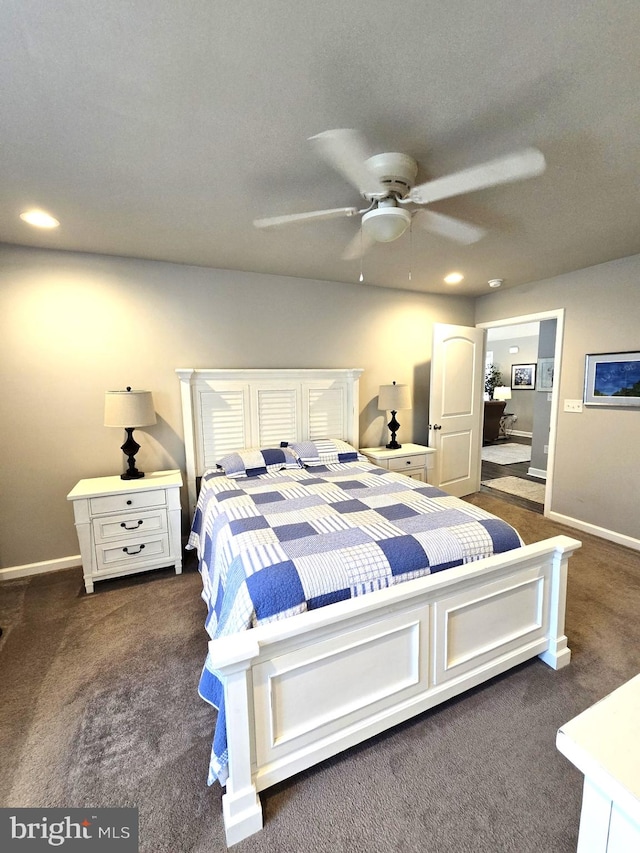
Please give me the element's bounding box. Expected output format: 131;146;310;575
176;368;363;515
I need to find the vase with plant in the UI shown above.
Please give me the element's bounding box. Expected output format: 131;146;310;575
485;364;503;400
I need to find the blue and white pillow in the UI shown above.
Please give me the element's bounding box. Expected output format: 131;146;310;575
286;438;366;467
216;447;302;479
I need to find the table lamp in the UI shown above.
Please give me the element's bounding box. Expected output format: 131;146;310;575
493;386;512;402
378;381;412;449
104;387;157;479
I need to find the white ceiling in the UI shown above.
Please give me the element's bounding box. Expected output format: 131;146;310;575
2;0;639;297
487;323;539;341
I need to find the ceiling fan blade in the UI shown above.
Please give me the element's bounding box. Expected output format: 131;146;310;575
341;227;376;261
253;206;359;229
409;147;546;205
309;129;386;196
415;210;487;244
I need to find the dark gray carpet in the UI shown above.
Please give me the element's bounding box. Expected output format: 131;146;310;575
1;497;639;853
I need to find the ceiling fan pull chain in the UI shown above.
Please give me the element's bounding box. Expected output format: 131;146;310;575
408;219;413;282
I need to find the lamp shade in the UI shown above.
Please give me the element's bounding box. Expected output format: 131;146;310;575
493;385;512;402
104;389;157;428
378;382;412;412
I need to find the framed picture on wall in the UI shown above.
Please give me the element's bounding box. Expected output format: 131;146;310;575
511;363;536;390
538;358;554;391
584;351;640;407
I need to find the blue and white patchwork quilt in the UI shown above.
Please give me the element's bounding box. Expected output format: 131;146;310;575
188;460;522;785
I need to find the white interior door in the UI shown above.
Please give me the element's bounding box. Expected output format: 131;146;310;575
429;323;485;496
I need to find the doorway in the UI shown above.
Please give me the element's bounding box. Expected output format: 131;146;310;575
480;435;543;512
476;309;564;518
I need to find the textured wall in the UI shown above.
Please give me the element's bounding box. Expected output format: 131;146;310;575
476;254;640;541
0;245;473;567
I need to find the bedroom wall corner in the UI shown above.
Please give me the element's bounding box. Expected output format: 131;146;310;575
0;244;474;570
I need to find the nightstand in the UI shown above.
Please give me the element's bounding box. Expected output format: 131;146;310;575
359;443;436;482
67;470;183;593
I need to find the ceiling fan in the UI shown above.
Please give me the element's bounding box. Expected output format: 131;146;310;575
253;129;546;260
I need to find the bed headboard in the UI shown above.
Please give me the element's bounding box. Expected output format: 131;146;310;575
176;368;364;514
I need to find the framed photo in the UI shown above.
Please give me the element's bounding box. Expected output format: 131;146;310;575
511;363;536;390
538;358;554;391
584;351;640;407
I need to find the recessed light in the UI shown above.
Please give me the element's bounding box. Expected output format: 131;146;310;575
20;209;60;229
444;272;464;284
488;278;503;288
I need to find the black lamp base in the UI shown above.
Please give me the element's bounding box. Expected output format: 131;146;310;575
120;427;145;480
121;470;145;481
385;411;402;450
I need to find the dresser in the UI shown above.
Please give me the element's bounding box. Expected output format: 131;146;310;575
359;443;436;482
556;674;640;852
67;470;183;593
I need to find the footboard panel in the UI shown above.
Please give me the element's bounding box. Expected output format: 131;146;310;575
251;556;551;789
253;605;429;774
214;535;581;846
434;563;547;683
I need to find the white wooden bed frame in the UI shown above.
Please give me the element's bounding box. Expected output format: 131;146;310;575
177;367;581;847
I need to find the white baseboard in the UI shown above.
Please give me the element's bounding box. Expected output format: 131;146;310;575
508;429;533;439
3;517;637;587
527;467;547;480
547;511;640;553
0;555;81;582
1;538;190;582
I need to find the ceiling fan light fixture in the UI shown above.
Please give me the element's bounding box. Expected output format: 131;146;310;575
361;207;411;243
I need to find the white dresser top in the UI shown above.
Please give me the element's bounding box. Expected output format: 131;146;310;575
67;469;183;500
360;443;435;459
556;673;640;818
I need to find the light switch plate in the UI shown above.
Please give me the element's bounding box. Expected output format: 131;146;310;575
564;399;583;413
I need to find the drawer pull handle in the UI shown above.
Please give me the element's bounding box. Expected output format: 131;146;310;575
406;460;411;465
126;500;133;506
121;520;143;530
123;544;145;555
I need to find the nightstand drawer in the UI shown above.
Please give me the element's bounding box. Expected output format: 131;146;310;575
388;454;427;472
96;533;170;572
92;508;168;543
89;489;167;515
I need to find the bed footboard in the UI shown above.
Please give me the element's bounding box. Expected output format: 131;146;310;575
213;535;581;846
